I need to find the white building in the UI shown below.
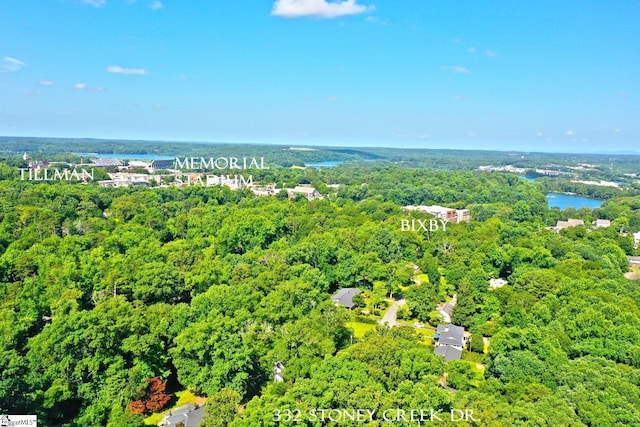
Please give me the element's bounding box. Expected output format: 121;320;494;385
403;205;470;223
593;219;611;228
252;184;278;197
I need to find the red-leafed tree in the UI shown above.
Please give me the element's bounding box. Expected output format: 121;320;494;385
128;377;171;414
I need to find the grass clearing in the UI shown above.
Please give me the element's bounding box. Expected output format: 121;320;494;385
346;321;378;339
414;327;435;345
462;351;485;365
144;390;206;425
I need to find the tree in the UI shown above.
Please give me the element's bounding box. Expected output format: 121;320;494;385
127;377;171;415
171;315;260;398
470;333;485;353
202;388;241;427
406;285;439;323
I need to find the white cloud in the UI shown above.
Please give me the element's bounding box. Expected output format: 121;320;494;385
486;49;498;58
107;65;149;75
440;65;470;74
565;130;574;136
80;0;106;7
327;96;339;102
39;80;55;87
418;134;429;139
1;56;26;72
272;0;374;18
468;47;476;54
151;1;163;10
365;16;387;25
74;83;104;91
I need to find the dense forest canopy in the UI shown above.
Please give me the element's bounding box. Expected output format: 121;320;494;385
1;144;640;426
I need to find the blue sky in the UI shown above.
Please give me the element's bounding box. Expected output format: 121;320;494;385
0;0;638;152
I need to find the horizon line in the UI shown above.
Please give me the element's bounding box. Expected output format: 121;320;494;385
1;135;639;157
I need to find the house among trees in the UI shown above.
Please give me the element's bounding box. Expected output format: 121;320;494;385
287;185;323;200
158;403;206;427
252;184;278;197
331;288;362;310
593;219;611;228
634;231;640;248
552;218;584;232
403;205;470;223
434;324;467;361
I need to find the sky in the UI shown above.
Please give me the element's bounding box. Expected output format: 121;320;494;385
0;0;639;152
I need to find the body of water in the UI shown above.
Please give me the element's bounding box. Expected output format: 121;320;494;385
305;161;344;168
519;176;536;182
546;193;603;210
75;153;175;160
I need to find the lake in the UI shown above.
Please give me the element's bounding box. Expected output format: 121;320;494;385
305;161;344;168
546;193;603;210
75;153;175;160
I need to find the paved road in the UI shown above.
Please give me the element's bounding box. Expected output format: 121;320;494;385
437;294;457;323
379;299;406;327
437;308;451;323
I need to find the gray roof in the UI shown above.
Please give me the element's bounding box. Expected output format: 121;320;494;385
170;404;196;417
435;345;462;361
159;404;206;427
331;288;362;309
436;324;465;347
91;158;122;167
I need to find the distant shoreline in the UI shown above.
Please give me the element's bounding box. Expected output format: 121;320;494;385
2;135;640;156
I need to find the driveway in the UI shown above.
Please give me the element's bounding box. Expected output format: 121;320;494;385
437;294;457;323
379;299;406;327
